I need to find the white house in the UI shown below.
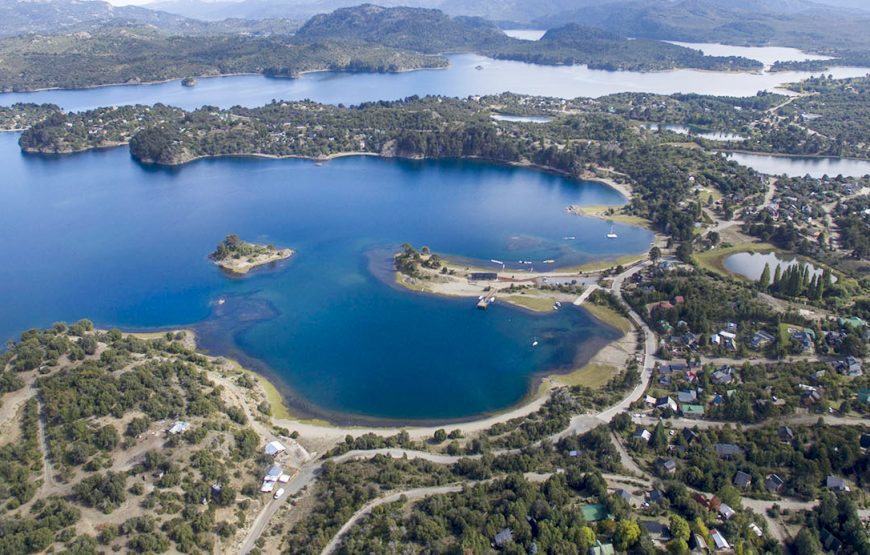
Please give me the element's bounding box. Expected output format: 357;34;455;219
265;440;287;456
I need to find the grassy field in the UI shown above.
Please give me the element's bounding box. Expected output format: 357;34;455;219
553;363;619;388
571;204;652;228
583;302;633;334
694;241;778;277
503;294;559;312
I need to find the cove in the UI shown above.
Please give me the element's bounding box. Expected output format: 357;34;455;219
724;152;870;178
1;53;867;112
0;133;653;423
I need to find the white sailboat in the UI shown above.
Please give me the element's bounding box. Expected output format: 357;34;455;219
606;224;618;239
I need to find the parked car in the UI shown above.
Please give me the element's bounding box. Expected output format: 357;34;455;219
273;488;286;500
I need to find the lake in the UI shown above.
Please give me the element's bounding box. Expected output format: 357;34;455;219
724;152;870;178
724;251;832;282
667;41;832;69
644;123;746;142
0;132;653;423
1;53;866;112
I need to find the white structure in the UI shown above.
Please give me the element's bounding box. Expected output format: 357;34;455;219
265;440;287;456
167;421;190;435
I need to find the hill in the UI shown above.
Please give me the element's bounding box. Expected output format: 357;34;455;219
533;0;870;50
295;3;507;53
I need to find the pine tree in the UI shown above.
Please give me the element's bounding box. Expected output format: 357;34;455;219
759;262;771;291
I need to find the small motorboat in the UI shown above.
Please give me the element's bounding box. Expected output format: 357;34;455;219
563;236;576;240
606;224;618;239
217;298;226;305
532;339;539;347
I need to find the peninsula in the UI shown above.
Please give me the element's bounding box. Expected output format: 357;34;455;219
210;234;293;274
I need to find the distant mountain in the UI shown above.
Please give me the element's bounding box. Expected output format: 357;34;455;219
532;0;870;50
0;0;299;37
295;4;506;53
0;0;194;36
147;0;436;22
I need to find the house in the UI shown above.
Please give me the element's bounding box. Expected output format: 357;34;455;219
778;426;795;442
711;366;735;385
711;529;730;551
826;475;850;492
656;396;678;412
259;481;275;493
859;389;870;405
677;390;698;404
724;322;738;334
861;433;870;449
748;523;763;538
615;489;636;505
717;331;737;351
682;428;699;443
765;473;785;493
751;330;775;349
690;533;708;553
167;421;190;435
714;443;744;458
648;489;666;504
789;328;815;352
718;503;735;520
682;404;705;418
589;542;615;555
640;520;671;541
644;394;658;405
264;440;286;456
834;356;863;377
655;458;677;475
674;295;685;305
632;428;652;442
839;316;866;329
494;528;513;547
821;529;842;551
264;464;283;482
734;471;752;489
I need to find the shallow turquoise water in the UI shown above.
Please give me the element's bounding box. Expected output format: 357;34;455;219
0;133;653;422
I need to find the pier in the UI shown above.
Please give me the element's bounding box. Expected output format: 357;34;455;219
477;288;497;309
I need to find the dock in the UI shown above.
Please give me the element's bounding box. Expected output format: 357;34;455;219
477;289;497;310
573;284;599;306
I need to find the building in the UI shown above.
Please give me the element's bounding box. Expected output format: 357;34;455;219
264;440;286;456
677;390;698;404
751;330;775;349
765;473;785;493
778;426;795;442
640;520;671;541
655;458;677;475
711;366;735;385
615;489;635;505
826;475;850;492
632;428;652;442
714;443;744;459
834;356;863;377
167;420;190;435
682;428;699;444
718;503;735;521
710;529;730;551
734;471;752;489
589;542;615;555
494;528;513;547
469;272;498;281
656;396;678;412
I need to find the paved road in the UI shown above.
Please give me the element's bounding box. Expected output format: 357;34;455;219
632;414;870;431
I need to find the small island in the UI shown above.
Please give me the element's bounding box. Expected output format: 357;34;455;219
181;76;198;87
210;234;293;274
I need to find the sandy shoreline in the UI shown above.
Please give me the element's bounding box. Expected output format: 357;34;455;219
213;248;294;274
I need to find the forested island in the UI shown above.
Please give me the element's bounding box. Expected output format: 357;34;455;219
210;234;293;274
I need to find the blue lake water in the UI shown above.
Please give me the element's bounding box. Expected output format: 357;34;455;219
1;53;867;112
0;132;652;423
724;152;870;178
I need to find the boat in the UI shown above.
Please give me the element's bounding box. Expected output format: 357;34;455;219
532;339;539;347
217;298;226;305
475;65;484;71
555;301;562;308
563;236;575;240
606;224;618;239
